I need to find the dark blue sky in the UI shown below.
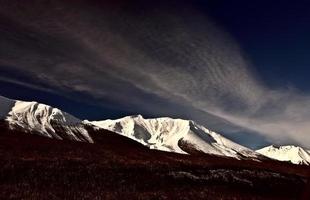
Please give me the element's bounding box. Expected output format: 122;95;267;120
2;0;310;117
203;0;310;91
1;0;310;148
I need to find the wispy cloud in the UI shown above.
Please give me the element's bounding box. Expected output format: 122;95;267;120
0;0;309;148
0;76;57;94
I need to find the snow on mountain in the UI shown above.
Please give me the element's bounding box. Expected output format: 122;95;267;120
3;96;261;160
87;115;261;159
7;95;309;163
0;96;93;143
256;145;310;165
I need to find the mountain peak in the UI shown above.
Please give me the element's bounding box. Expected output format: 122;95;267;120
256;145;310;165
0;96;93;143
89;115;261;159
4;95;309;164
130;114;144;119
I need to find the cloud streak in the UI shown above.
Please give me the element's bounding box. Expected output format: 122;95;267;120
0;0;309;148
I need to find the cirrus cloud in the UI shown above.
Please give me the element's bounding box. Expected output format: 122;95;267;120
0;0;309;148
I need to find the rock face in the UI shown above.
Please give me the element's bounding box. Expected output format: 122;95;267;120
88;115;261;159
256;145;310;165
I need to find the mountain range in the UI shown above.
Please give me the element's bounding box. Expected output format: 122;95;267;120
1;95;310;165
1;95;310;199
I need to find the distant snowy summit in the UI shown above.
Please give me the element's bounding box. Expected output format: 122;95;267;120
87;115;261;160
256;145;310;165
0;95;93;143
1;95;310;165
1;95;260;160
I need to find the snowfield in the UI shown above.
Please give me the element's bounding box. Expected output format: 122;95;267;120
1;95;310;165
88;115;261;159
0;96;92;143
256;145;310;165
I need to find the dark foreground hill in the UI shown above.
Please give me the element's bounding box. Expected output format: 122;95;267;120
0;122;309;200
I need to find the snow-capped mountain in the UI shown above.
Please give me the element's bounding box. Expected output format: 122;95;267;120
256;145;310;165
0;94;261;160
6;95;310;164
0;96;93;143
87;115;261;159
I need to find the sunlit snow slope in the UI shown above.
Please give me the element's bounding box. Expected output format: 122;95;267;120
88;115;261;159
256;145;310;165
0;96;92;142
2;95;291;162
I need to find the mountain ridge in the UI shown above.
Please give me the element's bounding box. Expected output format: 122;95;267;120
1;95;310;165
0;95;93;143
256;145;310;165
88;115;262;160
